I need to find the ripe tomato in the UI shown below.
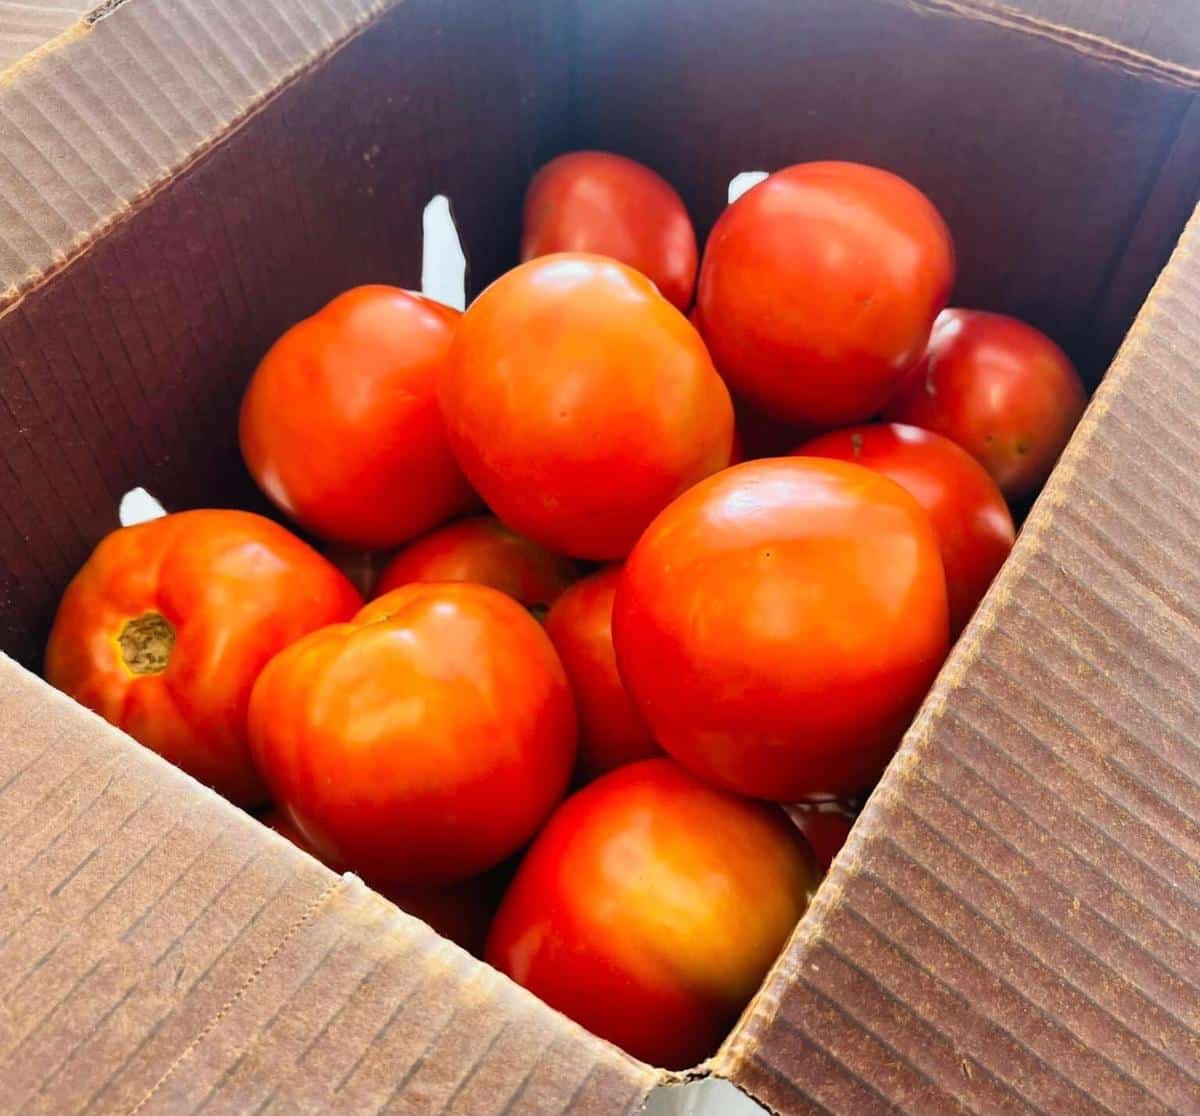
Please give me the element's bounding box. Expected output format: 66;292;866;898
434;258;724;561
798;423;1015;637
45;511;361;806
263;809;494;956
248;583;576;887
696;162;954;426
787;805;856;875
374;516;579;615
487;758;813;1068
439;254;734;559
240;286;476;549
613;458;949;801
884;309;1087;502
522;151;698;311
544;567;659;777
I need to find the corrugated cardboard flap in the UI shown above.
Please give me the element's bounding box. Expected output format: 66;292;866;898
0;655;656;1114
718;202;1200;1114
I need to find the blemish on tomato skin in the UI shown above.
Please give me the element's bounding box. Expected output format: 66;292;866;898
850;432;863;457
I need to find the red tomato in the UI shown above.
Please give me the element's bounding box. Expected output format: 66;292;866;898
240;286;476;549
522;151;698;311
613;458;949;801
374;516;579;614
884;309;1087;502
696;162;954;426
544;567;659;776
439;254;734;560
263;809;493;956
487;758;813;1068
248;583;576;886
45;511;361;806
798;423;1015;637
787;805;856;875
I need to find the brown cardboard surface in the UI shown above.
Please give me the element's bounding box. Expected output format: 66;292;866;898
0;654;656;1114
719;202;1200;1113
0;1;92;73
0;0;569;667
0;0;1198;1113
572;0;1200;383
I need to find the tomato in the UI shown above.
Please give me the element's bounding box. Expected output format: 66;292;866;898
248;583;576;887
544;567;659;777
884;309;1087;502
45;511;361;806
522;152;698;311
788;805;856;875
696;162;954;426
439;254;734;559
240;286;476;549
486;758;813;1068
798;423;1014;637
263;808;494;955
375;516;579;615
613;458;949;801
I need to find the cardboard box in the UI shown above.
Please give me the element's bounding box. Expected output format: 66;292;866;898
0;0;1196;1111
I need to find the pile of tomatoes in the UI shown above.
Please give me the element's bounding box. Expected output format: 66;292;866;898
45;152;1086;1069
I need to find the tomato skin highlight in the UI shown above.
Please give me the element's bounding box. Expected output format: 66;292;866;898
486;758;814;1069
798;423;1015;637
522;151;698;312
884;309;1087;502
696;161;954;426
240;286;476;549
248;582;577;887
544;566;660;777
439;253;734;560
45;510;362;807
613;458;949;801
375;516;578;611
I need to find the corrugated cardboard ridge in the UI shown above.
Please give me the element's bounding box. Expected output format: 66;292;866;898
720;202;1200;1113
897;0;1200;88
0;653;657;1113
0;0;390;306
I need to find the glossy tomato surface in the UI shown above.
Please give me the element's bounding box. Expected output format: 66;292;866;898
696;162;954;426
263;809;494;955
884;309;1087;502
798;423;1015;637
439;254;734;560
522;151;698;311
544;566;659;776
375;516;578;613
614;458;949;801
240;286;476;548
45;511;361;806
486;758;813;1068
249;583;576;887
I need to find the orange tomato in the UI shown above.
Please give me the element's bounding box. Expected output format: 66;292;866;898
439;254;734;560
697;162;954;426
375;516;578;614
613;458;949;801
240;286;476;549
522;151;698;311
249;583;576;887
487;758;814;1069
544;566;660;776
885;309;1087;502
798;423;1015;637
45;511;361;806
